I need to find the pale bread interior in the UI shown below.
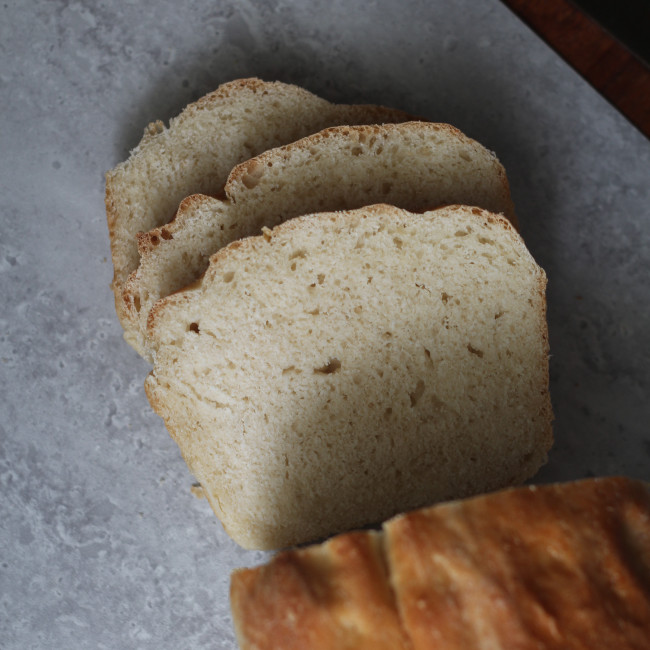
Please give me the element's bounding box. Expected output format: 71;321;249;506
131;122;516;360
105;77;409;343
146;204;551;550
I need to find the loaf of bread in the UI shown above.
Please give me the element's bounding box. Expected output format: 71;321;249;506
126;121;516;360
105;77;409;352
230;477;650;649
145;204;552;550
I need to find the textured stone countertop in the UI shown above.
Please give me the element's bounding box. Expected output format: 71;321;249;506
2;1;649;647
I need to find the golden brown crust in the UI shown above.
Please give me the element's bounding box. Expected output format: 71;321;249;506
386;477;650;649
230;531;413;650
230;478;650;649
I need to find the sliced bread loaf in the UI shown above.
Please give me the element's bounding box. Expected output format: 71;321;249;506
125;122;516;359
230;477;650;649
105;77;409;349
145;204;552;550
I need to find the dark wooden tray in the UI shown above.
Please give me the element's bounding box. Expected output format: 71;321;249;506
500;0;650;139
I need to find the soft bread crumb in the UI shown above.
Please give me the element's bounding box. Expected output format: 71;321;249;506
105;78;409;355
145;204;552;550
138;121;516;360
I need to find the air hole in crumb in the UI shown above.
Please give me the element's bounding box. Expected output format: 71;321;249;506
478;236;494;245
393;237;403;249
454;230;469;237
467;344;484;358
353;305;362;314
133;295;141;312
410;379;425;407
161;228;173;240
441;292;450;303
282;366;301;375
188;322;200;334
314;358;341;374
150;235;159;246
459;150;471;162
317;273;325;285
289;249;307;260
241;162;264;188
495;311;504;319
223;271;235;283
384;407;393;419
351;145;363;156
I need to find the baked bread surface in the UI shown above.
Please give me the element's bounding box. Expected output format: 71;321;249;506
105;77;409;351
230;477;650;649
230;531;413;649
131;121;516;360
145;204;552;550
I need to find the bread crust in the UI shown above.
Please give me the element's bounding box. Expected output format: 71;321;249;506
230;477;650;649
230;531;413;649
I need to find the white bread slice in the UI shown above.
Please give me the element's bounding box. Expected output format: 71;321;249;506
127;122;516;360
105;78;410;348
230;477;650;649
144;204;552;550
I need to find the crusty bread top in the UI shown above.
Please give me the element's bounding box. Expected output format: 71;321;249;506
105;77;410;336
230;531;413;650
386;476;650;648
145;204;551;549
128;121;516;360
230;477;650;649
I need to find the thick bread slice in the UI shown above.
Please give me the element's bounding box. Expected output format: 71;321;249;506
230;477;650;649
130;121;516;360
105;77;409;348
144;204;552;550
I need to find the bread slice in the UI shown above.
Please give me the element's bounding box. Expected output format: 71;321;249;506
144;204;552;550
105;77;410;349
126;122;516;360
230;477;650;649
